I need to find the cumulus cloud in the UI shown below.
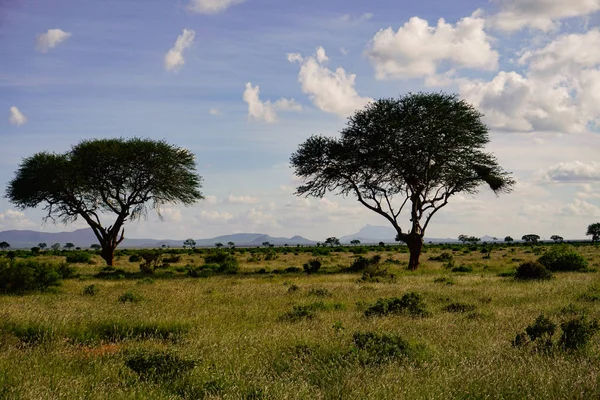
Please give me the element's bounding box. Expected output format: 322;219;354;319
160;207;183;222
0;209;36;230
544;161;600;182
188;0;244;14
164;29;195;71
243;82;301;123
287;47;373;117
9;106;27;126
36;28;71;52
365;13;498;80
197;210;234;223
489;0;600;32
223;194;260;204
563;199;600;216
204;195;218;205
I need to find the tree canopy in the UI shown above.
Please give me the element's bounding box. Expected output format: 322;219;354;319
587;223;600;243
6;137;203;265
291;92;514;270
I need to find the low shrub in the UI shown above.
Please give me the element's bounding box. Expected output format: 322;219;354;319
559;316;600;350
429;252;453;262
348;255;382;272
128;254;142;263
284;266;302;273
512;314;599;352
65;251;91;264
125;349;197;381
118;291;142;303
303;259;322;274
279;305;318;322
162;255;182;264
83;284;99;296
352;331;414;364
204;251;239;274
514;261;553;280
359;264;396;283
433;277;454;285
538;245;587;272
364;293;431;318
451;265;473;273
0;259;62;293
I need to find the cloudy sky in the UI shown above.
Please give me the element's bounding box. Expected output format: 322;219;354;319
2;0;600;241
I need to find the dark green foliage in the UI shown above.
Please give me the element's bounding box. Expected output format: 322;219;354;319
303;258;322;274
118;291;142;303
352;332;413;364
429;252;453;262
451;265;473;273
579;284;600;302
163;255;182;264
265;251;278;261
65;251;91;264
139;250;165;273
284;266;302;273
348;255;382;272
538;245;587;271
0;259;62;293
279;305;317;322
559;316;600;350
83;284;99;296
2;322;56;345
445;302;476;313
514;261;553;280
95;266;126;279
433;277;454;285
128;254;142;263
359;264;396;283
204;251;239;274
513;314;556;350
364;293;431;318
125;349;197;381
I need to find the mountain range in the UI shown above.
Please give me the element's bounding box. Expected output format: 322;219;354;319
0;225;472;249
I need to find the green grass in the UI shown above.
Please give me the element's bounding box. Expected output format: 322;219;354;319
0;244;600;398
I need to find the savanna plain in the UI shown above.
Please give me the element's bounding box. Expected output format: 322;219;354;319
1;242;600;399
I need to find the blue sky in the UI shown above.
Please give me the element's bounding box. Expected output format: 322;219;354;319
2;0;600;241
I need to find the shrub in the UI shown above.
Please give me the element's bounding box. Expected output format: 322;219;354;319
538;245;587;272
118;291;142;303
429;252;453;262
128;254;142;263
364;293;431;318
513;314;556;350
0;259;62;293
204;251;239;274
65;251;91;264
303;259;322;274
360;264;395;283
139;250;164;273
162;255;182;264
284;266;302;273
514;261;553;280
348;255;382;272
279;305;317;322
433;277;454;285
559;316;600;350
125;349;197;381
83;284;99;296
352;332;413;364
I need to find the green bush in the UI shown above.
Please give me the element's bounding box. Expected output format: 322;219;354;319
279;305;318;322
352;331;414;364
364;293;431;318
0;259;62;293
348;255;382;272
65;251;91;264
559;316;600;350
128;254;142;263
514;261;553;280
83;284;99;296
359;264;395;283
303;259;322;274
429;252;453;262
538;246;588;272
451;265;473;273
118;291;142;303
125;349;197;381
204;251;239;274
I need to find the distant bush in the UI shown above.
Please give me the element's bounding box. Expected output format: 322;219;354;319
125;349;197;381
128;254;142;263
433;277;454;285
204;251;239;274
364;293;430;318
83;284;99;296
451;265;473;273
538;246;588;272
515;261;553;280
348;255;382;272
429;252;453;262
279;305;318;322
352;331;416;364
163;255;182;264
0;259;63;293
118;291;142;303
359;264;396;283
559;316;600;350
284;266;302;273
445;302;476;313
65;251;92;264
303;259;322;274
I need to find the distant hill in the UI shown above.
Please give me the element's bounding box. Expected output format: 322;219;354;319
0;228;317;249
340;224;460;244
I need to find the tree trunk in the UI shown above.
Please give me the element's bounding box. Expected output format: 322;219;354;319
406;234;424;271
100;243;116;266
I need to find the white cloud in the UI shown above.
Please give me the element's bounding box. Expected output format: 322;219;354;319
489;0;600;32
544;161;600;182
243;82;276;123
287;47;373;117
188;0;244;14
204;195;218;205
9;106;27;126
197;210;234;223
164;29;195;71
160;207;183;222
36;28;71;52
338;13;373;24
563;199;600;216
365;13;498;80
223;194;260;204
243;82;301;123
0;209;37;230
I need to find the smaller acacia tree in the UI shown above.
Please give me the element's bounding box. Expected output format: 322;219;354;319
183;238;196;249
325;237;340;247
522;234;540;244
6;138;203;265
350;239;361;246
0;242;10;250
587;223;600;243
550;235;564;243
504;236;513;243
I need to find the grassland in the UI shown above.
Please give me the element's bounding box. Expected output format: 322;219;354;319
1;243;600;399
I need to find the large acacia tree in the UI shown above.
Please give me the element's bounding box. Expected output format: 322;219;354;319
6;138;203;265
291;92;515;270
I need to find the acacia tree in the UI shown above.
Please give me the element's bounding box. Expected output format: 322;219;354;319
290;92;514;270
521;234;540;244
587;223;600;243
6;138;203;266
